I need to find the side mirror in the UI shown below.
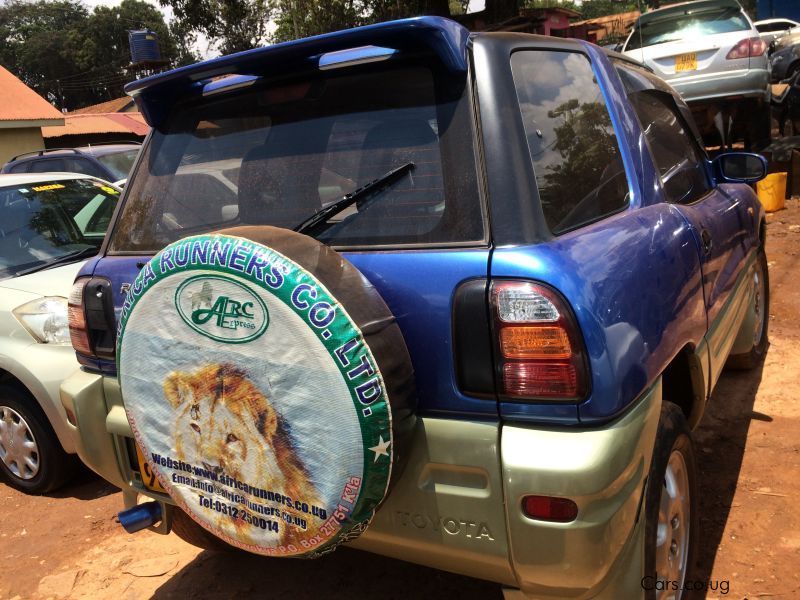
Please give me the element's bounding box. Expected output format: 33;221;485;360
713;152;768;184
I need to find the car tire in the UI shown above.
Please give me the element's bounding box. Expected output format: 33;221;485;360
745;104;772;152
726;248;769;370
170;507;236;552
0;385;75;494
643;401;699;600
118;227;417;556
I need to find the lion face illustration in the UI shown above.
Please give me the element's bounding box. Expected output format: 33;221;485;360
162;364;321;548
164;364;283;484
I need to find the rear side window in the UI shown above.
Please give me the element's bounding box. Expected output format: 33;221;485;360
511;50;630;235
110;63;484;252
62;158;108;180
7;162;29;174
28;159;66;173
626;7;750;50
615;62;712;205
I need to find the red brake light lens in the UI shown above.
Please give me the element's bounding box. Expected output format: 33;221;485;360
503;363;578;397
68;278;92;356
749;37;767;57
727;37;766;59
522;495;579;522
492;281;588;401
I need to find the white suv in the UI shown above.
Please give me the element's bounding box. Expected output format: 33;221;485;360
623;0;770;150
0;173;118;493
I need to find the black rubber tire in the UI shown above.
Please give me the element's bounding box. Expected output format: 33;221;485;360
745;104;772;152
170;507;236;552
120;226;417;556
0;385;75;494
643;401;699;600
726;248;770;370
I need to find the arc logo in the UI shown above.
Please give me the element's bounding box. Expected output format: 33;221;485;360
175;275;268;343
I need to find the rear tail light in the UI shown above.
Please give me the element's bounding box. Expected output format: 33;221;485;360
68;278;92;355
726;37;766;59
522;495;578;522
492;281;588;401
749;37;767;57
68;276;117;360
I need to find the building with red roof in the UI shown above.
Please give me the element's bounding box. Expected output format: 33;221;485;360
0;64;65;164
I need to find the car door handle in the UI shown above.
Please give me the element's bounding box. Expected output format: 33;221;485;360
701;229;713;254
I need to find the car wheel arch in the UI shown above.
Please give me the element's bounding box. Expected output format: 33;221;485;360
660;345;707;430
0;367;72;454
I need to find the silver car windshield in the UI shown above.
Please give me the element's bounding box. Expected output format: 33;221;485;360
0;179;118;279
626;7;750;50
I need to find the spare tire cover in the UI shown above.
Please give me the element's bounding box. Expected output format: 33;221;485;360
117;226;415;557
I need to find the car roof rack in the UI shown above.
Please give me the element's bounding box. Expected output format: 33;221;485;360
9;141;142;163
8;148;82;162
80;141;142;148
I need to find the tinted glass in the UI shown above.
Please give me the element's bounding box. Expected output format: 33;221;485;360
96;149;139;181
511;51;629;235
110;64;483;252
0;179;119;278
28;159;66;173
8;162;29;174
626;7;750;50
616;64;711;204
62;158;108;179
757;21;791;33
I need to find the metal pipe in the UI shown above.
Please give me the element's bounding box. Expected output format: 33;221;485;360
118;501;162;533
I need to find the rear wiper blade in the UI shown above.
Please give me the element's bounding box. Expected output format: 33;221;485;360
13;247;98;277
294;162;415;236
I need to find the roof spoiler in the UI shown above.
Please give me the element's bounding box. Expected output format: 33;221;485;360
125;17;470;128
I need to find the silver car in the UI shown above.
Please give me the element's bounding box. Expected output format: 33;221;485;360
754;18;799;44
0;173;118;493
623;0;770;150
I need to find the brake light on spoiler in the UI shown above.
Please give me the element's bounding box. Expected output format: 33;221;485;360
491;281;588;401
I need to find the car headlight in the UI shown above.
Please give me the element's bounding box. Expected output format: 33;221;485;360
12;297;70;344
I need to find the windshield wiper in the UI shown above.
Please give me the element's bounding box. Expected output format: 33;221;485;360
13;246;98;277
294;162;415;236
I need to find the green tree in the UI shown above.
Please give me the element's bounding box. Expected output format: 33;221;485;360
271;0;364;44
157;0;272;54
541;98;622;226
0;0;194;110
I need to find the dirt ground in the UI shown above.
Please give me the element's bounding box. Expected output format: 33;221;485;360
1;201;800;600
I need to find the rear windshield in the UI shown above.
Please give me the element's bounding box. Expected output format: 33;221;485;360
96;149;139;181
109;63;483;253
625;7;750;50
0;179;118;279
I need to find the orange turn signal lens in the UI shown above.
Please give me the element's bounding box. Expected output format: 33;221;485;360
499;326;572;359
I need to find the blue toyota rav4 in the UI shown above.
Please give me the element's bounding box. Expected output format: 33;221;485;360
60;17;768;599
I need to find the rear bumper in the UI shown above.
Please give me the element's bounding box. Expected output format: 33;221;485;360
60;372;661;598
669;68;770;104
